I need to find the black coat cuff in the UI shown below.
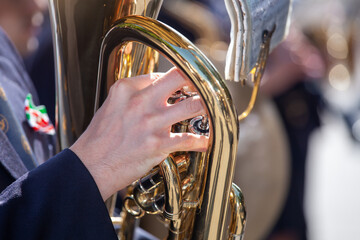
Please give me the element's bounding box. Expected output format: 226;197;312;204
0;149;117;240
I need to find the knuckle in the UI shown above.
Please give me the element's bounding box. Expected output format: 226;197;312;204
150;72;162;81
170;67;183;78
128;94;145;111
168;67;186;84
110;80;133;96
108;83;117;96
142;113;159;129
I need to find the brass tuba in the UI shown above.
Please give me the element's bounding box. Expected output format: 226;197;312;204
49;0;246;239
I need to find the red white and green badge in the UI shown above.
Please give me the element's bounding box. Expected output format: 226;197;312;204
24;94;55;135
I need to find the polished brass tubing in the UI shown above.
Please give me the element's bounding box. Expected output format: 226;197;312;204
160;158;182;220
104;193;118;219
114;187;139;239
115;207;137;240
49;0;163;149
95;16;239;239
124;195;145;218
50;0;242;238
173;154;190;176
48;1;165;236
229;183;246;240
238;28;274;121
160;157;183;239
137;169;163;193
128;153;191;217
133;183;165;215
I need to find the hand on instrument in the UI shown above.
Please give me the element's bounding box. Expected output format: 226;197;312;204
70;68;209;200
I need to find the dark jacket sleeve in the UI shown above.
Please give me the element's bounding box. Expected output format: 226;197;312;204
0;149;118;240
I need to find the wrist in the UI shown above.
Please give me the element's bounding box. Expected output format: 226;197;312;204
69;144;116;201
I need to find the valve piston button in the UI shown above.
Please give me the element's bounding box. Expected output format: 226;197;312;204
189;116;209;136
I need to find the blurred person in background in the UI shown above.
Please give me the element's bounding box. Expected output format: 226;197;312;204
262;0;360;239
260;26;325;240
23;1;56;124
0;0;46;57
295;1;360;240
0;0;56;123
0;0;55;170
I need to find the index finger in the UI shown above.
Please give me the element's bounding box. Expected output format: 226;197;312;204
141;67;192;103
118;72;165;91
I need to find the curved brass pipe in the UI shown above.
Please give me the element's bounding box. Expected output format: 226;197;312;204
238;28;275;121
95;16;239;240
160;157;183;238
229;183;246;240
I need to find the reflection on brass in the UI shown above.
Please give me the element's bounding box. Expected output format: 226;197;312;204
229;183;246;240
238;28;274;121
113;42;159;83
50;0;247;239
95;15;241;239
49;0;163;149
49;1;163;239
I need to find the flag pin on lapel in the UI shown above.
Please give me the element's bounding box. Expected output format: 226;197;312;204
24;94;55;135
